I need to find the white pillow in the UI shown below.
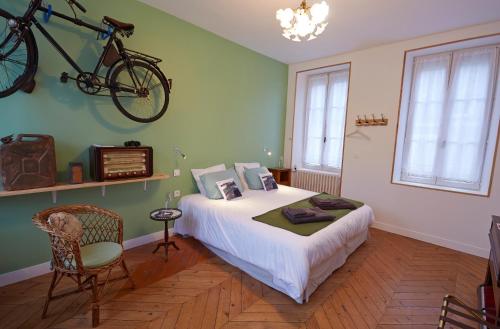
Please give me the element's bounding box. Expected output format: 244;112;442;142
235;162;260;190
191;164;226;196
216;178;242;201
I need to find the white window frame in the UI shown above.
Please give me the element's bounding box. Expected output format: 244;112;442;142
392;35;500;196
292;63;351;174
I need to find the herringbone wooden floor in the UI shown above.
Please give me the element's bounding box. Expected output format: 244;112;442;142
0;229;486;329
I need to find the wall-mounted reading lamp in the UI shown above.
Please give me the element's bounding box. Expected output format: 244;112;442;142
174;146;187;159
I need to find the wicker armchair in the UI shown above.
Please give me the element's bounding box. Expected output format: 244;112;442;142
33;205;135;328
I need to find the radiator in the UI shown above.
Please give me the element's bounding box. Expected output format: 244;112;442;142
291;169;341;196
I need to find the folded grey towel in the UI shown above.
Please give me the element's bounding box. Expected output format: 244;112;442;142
310;196;357;210
283;207;313;218
282;207;336;224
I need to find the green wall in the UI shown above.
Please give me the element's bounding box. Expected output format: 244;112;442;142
0;0;288;274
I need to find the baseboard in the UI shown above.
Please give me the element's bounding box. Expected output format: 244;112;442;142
3;223;488;287
372;221;489;258
123;229;172;250
0;261;54;288
0;228;173;287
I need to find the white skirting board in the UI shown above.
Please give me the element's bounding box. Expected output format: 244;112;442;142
0;228;172;287
2;223;488;287
372;221;489;258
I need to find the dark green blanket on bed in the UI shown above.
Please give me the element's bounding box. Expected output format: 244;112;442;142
252;193;364;236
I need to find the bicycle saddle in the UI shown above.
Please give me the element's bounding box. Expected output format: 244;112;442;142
103;16;135;31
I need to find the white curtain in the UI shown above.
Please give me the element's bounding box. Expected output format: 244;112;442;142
304;74;328;166
403;53;451;180
402;46;498;189
439;47;497;186
324;70;349;169
303;70;349;170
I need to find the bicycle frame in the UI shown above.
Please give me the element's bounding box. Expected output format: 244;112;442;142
21;0;120;80
1;0;172;123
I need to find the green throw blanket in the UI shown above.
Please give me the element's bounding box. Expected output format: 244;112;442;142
252;193;364;236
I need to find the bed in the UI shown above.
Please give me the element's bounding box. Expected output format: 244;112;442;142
174;185;374;303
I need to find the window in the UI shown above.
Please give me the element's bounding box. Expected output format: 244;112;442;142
292;64;350;173
393;36;500;195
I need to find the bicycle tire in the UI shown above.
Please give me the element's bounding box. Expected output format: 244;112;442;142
0;9;38;98
109;59;170;123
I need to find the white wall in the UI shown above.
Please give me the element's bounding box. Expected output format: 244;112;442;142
284;21;500;258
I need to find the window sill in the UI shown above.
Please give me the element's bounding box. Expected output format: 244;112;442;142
391;179;489;197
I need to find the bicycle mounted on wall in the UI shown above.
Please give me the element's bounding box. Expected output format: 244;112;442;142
0;0;172;123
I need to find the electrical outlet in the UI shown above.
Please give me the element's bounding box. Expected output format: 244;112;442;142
174;190;181;198
173;169;181;177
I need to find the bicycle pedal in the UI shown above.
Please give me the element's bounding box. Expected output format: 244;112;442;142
60;72;69;83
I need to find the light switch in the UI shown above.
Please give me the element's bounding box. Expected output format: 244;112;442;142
173;169;181;177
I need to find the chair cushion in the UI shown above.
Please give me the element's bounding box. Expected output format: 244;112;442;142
81;242;123;269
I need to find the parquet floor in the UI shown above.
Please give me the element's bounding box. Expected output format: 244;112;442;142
0;228;487;329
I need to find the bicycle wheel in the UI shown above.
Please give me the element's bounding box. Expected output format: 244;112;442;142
0;9;38;98
109;60;170;123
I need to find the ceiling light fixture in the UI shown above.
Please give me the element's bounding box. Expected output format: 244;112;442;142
276;0;329;42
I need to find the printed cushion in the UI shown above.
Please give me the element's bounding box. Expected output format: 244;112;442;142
216;178;242;201
259;172;278;191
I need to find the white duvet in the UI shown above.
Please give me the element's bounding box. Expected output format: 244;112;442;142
174;185;374;301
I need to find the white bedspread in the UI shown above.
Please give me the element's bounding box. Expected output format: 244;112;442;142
174;185;374;301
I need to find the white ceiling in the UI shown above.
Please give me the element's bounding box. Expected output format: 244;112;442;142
139;0;500;64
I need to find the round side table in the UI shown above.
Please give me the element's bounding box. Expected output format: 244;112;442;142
149;208;182;260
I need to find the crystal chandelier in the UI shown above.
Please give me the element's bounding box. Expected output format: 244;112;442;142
276;1;329;42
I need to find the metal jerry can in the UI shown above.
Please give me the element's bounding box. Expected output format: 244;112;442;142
0;134;57;191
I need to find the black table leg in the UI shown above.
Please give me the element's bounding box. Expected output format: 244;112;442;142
152;221;180;260
163;221;169;259
165;221;180;251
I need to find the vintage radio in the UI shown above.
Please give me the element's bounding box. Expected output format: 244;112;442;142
89;145;153;181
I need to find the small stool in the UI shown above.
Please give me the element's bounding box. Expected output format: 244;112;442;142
149;208;182;260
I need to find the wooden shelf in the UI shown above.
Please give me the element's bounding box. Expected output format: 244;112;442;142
0;173;169;203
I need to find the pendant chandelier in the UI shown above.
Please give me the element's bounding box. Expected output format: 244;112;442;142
276;0;329;42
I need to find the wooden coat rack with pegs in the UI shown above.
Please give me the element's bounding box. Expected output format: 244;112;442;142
355;114;388;126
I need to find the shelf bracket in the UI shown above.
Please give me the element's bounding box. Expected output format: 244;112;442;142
51;191;57;204
101;186;106;198
144;181;148;192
